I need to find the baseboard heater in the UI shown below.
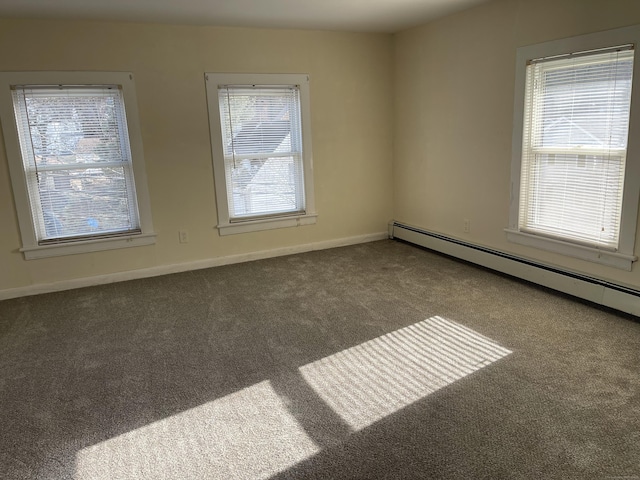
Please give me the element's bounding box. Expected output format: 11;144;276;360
389;221;640;317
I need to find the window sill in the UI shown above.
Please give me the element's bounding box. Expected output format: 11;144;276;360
217;214;317;236
504;229;637;271
20;232;157;260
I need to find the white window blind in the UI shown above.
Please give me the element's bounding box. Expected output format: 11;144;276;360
11;85;140;244
519;47;634;250
217;85;305;221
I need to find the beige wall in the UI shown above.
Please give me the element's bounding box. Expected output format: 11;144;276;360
5;0;640;294
0;19;394;291
394;0;640;287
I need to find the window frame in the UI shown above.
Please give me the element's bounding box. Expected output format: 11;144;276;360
205;73;316;236
507;26;640;271
0;71;155;260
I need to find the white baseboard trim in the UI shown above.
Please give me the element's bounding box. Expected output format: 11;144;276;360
391;221;640;317
1;232;388;301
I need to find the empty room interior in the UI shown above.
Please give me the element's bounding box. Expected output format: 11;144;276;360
2;0;640;478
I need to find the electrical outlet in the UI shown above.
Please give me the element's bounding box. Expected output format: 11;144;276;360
179;230;189;243
463;219;470;233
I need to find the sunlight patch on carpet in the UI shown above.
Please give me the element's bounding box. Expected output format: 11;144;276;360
75;317;511;478
299;316;512;430
75;380;319;480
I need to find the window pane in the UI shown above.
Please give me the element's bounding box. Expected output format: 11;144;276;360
218;86;305;220
35;166;136;240
226;155;303;218
12;86;140;242
537;59;633;149
520;48;634;249
524;154;623;245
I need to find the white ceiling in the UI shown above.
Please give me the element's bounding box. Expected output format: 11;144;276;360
0;0;491;33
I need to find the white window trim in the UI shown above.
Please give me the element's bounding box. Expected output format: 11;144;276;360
0;71;155;260
205;73;316;236
507;25;640;271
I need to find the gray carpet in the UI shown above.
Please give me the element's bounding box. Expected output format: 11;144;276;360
1;239;639;479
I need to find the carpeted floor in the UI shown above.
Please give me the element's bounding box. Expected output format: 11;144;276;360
1;239;639;479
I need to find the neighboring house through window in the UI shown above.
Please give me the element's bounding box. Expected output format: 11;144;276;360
205;73;316;235
507;26;640;270
0;72;155;259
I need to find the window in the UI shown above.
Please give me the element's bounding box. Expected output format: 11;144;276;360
0;72;154;259
206;73;316;235
507;26;640;270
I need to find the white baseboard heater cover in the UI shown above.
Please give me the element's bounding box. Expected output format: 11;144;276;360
390;222;640;317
